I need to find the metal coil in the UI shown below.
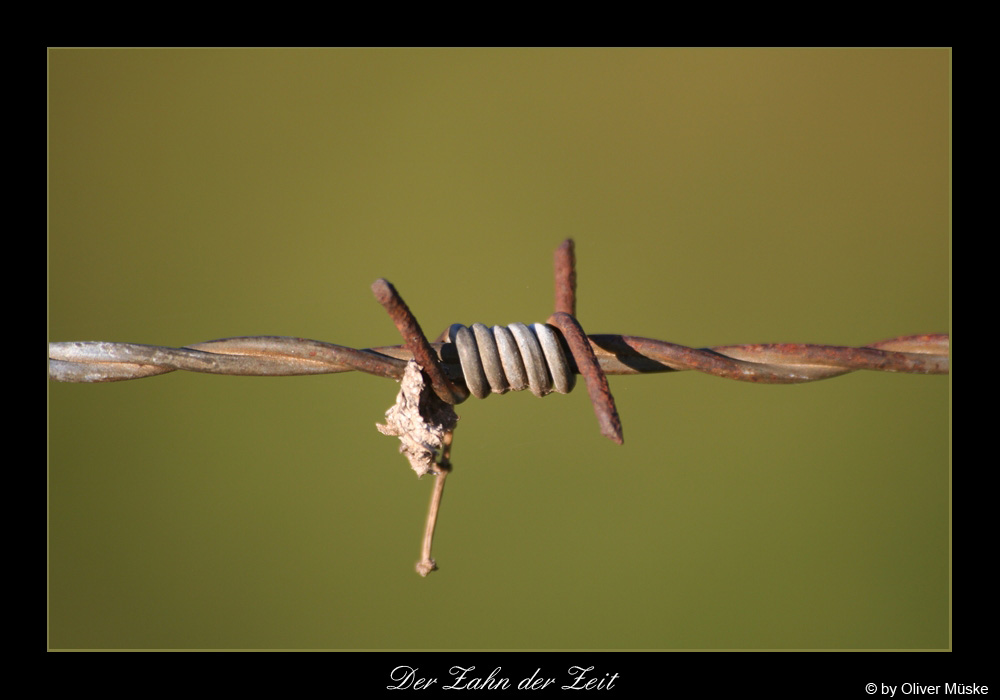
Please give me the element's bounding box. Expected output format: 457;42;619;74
444;323;576;399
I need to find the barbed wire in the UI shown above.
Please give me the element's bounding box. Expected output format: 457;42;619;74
47;332;949;386
48;239;949;575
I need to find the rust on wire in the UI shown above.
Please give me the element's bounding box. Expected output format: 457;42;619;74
48;333;951;384
548;312;624;444
371;278;467;405
585;334;950;382
548;238;623;444
553;238;577;317
48;240;949;575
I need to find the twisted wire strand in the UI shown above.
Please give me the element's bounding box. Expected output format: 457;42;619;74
47;337;408;383
47;332;949;386
589;333;949;384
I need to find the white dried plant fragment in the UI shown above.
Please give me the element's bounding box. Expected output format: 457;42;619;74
377;361;458;477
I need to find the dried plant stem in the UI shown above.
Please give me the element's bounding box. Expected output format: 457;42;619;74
416;431;453;577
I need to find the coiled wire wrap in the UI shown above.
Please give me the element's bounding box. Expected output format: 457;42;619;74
445;323;576;400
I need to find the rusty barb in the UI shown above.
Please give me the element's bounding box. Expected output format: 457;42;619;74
48;240;950;576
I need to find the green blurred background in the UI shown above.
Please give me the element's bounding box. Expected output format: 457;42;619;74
47;48;950;650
